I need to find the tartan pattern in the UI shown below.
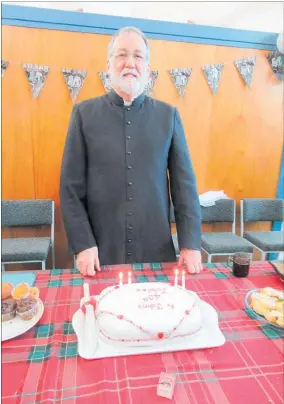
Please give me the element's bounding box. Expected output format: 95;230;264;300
69;278;84;286
63;321;75;336
28;344;52;363
34;324;54;338
132;263;144;270
154;274;168;281
2;261;284;404
135;275;150;283
214;271;228;279
51;269;63;276
59;342;78;359
48;279;62;288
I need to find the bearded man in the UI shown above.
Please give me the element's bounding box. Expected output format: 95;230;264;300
60;26;202;276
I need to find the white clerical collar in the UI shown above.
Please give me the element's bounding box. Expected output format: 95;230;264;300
108;90;145;107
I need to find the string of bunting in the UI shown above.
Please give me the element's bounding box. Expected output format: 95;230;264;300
1;51;283;102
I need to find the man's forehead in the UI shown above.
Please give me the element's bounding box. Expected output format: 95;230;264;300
113;32;146;51
115;47;144;53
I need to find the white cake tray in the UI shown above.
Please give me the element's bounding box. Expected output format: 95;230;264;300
72;294;226;360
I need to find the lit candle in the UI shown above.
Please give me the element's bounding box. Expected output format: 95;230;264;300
119;272;123;286
182;270;185;288
174;269;179;287
128;271;132;284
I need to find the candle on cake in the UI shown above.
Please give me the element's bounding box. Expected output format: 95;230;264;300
182;270;185;288
119;272;123;286
174;269;179;287
128;271;132;284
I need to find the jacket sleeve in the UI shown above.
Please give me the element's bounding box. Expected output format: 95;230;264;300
168;108;201;250
60;105;97;255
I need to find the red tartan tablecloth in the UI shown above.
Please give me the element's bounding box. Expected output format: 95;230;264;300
2;262;284;404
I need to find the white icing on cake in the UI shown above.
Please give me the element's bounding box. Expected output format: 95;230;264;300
94;282;202;347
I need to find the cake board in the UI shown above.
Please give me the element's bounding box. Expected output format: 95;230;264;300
72;293;226;360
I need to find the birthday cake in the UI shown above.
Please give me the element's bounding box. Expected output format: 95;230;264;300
87;282;203;347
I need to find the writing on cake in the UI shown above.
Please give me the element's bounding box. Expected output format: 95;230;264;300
93;282;203;346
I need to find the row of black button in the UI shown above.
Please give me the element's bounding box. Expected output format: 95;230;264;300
125;107;133;259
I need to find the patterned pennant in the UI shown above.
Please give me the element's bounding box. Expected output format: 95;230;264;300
234;56;256;88
62;68;87;102
202;63;224;95
2;60;8;77
266;51;284;81
99;72;112;92
169;68;192;97
144;71;159;96
23;64;49;99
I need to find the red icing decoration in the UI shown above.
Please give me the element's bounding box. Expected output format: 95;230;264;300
115;286;119;289
157;332;164;339
118;315;124;320
185;310;190;315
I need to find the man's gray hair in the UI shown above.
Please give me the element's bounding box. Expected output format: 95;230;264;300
107;26;150;60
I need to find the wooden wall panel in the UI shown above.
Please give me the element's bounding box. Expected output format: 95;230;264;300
2;25;283;269
2;62;35;199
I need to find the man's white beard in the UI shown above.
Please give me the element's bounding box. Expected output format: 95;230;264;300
110;68;147;96
118;76;141;95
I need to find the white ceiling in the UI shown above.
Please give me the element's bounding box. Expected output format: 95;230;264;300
3;1;284;33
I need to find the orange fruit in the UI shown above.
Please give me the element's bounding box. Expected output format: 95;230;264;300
29;287;39;299
1;282;14;300
11;282;30;300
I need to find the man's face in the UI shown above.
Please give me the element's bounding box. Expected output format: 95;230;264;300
108;32;150;96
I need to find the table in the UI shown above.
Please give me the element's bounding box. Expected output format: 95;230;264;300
2;262;284;404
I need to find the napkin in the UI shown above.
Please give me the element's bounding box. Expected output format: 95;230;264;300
199;190;230;207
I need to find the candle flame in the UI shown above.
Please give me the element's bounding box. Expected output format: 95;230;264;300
174;269;179;276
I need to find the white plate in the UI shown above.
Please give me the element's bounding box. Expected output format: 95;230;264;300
2;299;44;342
72;295;225;360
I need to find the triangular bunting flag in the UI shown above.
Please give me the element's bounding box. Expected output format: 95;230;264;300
144;71;159;96
99;72;112;92
23;64;49;99
62;68;87;102
202;63;224;95
169;68;192;97
234;56;256;87
266;51;284;81
2;60;8;77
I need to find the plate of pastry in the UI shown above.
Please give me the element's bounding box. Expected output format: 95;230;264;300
245;287;284;329
1;282;44;341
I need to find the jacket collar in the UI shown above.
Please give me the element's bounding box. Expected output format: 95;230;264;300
107;89;146;107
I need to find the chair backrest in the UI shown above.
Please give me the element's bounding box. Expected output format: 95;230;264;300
2;199;54;228
241;198;284;223
201;199;235;224
170;199;235;231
